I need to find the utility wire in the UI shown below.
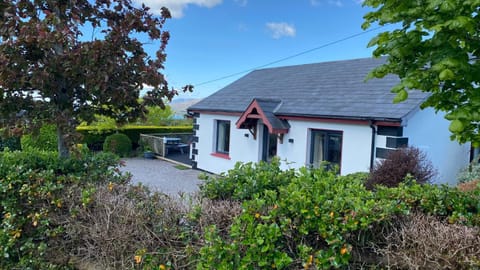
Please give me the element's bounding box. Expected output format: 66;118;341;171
194;25;384;87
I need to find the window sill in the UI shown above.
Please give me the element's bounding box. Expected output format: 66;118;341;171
210;152;231;160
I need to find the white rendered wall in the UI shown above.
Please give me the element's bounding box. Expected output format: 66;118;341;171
403;108;470;185
195;113;260;174
279;120;373;175
195;112;373;175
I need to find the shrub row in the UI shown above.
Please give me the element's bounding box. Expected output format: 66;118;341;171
199;159;480;269
77;125;193;150
0;149;128;269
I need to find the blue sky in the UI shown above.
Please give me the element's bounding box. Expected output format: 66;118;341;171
133;0;388;99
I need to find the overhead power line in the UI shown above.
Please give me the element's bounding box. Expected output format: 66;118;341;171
194;26;384;87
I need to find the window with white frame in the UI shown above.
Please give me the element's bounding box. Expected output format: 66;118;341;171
309;129;342;169
215;120;230;154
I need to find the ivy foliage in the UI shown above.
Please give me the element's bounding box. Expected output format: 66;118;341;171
362;0;480;144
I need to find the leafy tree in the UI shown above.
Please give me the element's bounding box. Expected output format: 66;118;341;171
142;104;174;126
362;0;480;144
0;0;191;157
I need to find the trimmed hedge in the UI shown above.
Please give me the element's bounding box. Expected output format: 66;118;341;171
77;125;193;150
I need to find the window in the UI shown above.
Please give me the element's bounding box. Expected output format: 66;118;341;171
215;120;230;154
262;125;277;162
309;129;342;169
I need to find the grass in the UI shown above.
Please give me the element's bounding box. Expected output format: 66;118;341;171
174;164;190;170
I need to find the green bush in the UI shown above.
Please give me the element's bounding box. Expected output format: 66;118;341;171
0;149;128;269
21;124;58;151
200;158;296;201
198;166;404;269
103;133;132;157
376;179;480;226
198;161;480;269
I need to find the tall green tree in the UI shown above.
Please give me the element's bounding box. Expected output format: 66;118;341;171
0;0;190;157
362;0;480;144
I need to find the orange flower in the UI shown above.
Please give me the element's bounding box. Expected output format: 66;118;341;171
134;255;142;264
340;246;348;255
273;204;278;209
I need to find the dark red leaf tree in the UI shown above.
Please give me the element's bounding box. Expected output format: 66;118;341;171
0;0;189;157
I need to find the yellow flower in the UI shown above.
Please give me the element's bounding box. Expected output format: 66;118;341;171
4;212;11;219
56;200;62;208
12;229;22;239
255;213;261;219
134;255;142;264
159;264;166;270
108;182;114;191
329;211;334;218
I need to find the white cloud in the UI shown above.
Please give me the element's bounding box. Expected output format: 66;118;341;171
235;0;248;7
266;22;296;39
135;0;222;18
310;0;344;7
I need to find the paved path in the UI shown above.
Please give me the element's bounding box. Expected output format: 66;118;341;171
119;157;204;196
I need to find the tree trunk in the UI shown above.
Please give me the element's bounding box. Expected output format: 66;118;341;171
57;125;69;158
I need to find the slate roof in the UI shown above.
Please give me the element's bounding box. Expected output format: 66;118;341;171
188;57;429;122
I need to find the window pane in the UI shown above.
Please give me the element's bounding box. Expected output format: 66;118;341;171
310;130;342;169
311;132;325;168
216;120;230;153
327;134;341;164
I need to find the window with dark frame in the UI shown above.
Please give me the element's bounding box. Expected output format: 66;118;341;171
309;129;342;169
215;120;230;154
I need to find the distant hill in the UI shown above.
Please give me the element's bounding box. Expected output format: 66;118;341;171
169;98;202;118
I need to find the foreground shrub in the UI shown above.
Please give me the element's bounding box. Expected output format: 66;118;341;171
50;183;190;268
0;150;128;269
20;124;58;151
376;181;480;226
376;212;480;269
198;168;404;269
198;160;480;269
366;146;436;189
103;133;132;157
457;158;480;183
200;157;296;200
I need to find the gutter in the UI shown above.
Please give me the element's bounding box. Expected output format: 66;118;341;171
369;120;376;171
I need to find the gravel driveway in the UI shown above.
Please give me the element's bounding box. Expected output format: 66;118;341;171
119;157;204;196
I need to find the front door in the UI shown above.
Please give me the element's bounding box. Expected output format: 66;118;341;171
261;125;277;162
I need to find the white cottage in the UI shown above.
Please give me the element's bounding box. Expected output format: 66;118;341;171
188;57;470;185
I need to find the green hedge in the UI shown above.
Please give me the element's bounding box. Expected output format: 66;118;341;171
77;125;193;150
